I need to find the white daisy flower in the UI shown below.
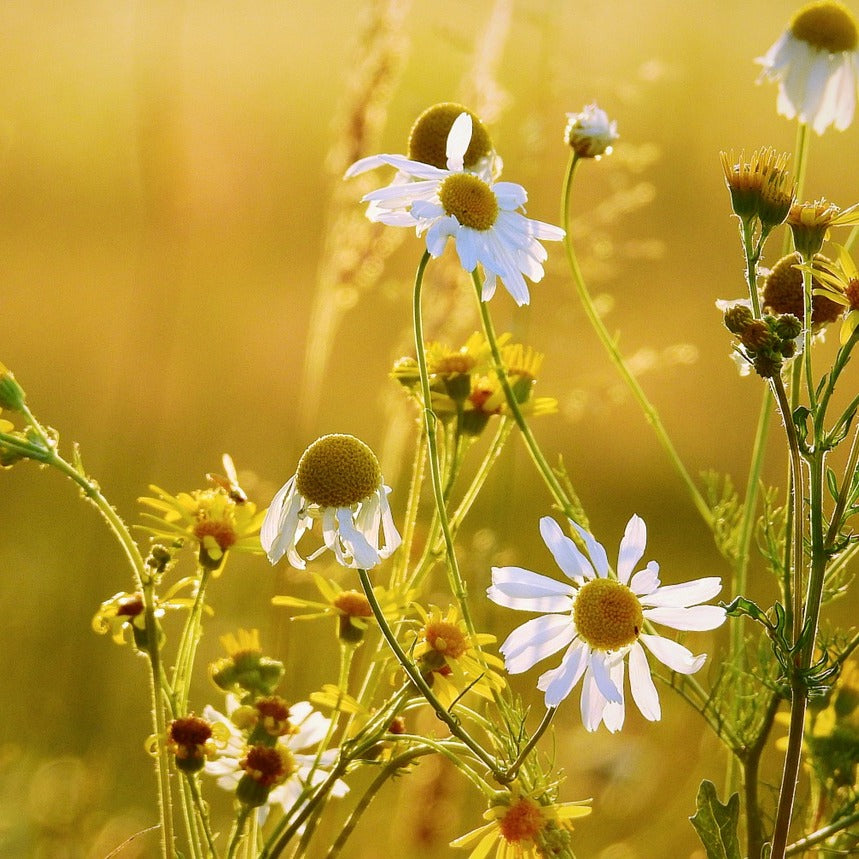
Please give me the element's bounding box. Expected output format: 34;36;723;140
488;516;726;732
757;1;859;134
564;103;619;159
261;434;401;571
203;696;348;820
349;111;564;306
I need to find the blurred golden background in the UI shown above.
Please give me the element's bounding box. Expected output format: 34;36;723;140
1;0;858;856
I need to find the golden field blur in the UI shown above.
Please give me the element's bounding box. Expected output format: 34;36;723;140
1;1;858;857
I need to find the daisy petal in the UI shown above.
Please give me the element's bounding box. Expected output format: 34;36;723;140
616;515;647;584
641;577;722;608
537;641;589;707
628;641;661;721
640;633;706;674
500;614;577;674
539;517;594;581
644;604;727;631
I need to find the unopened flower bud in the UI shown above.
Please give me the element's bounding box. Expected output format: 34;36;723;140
564;104;618;159
0;364;26;412
724;304;754;334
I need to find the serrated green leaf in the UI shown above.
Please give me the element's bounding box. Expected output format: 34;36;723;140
689;780;741;859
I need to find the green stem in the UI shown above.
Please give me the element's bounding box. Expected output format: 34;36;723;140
473;277;582;525
560;154;713;528
501;707;556;782
787;808;859;855
226;806;252;859
185;774;220;859
726;390;772;794
357;567;502;778
412;250;477;635
326;748;433;859
389;423;427;589
172;566;211;713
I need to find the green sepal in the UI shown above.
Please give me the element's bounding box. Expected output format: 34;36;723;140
689;780;741;859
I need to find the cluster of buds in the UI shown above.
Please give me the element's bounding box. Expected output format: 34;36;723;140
723;304;802;378
210;629;285;698
0;363;57;468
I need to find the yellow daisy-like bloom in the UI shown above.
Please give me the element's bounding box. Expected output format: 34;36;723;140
797;242;859;343
272;572;413;645
787;198;859;257
138;460;266;572
757;1;859;134
394;332;557;436
92;579;200;646
412;604;505;709
450;789;591;858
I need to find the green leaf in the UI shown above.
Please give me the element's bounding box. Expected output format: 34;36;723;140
689;780;741;859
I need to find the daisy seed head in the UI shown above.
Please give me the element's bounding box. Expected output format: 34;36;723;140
408;102;493;170
439;172;499;231
791;1;858;53
295;434;382;509
573;578;643;651
254;696;293;737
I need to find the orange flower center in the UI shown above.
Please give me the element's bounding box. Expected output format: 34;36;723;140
193;518;238;551
424;620;468;659
333;590;374;618
498;797;545;843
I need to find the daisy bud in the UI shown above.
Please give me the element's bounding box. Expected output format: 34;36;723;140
0;363;26;412
564;104;619;159
723;304;754;334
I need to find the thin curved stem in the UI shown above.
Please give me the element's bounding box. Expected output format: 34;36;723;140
501;707;556;782
560;154;713;528
412;250;477;635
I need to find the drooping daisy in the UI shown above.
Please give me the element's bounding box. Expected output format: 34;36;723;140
261;434;401;571
488;516;726;732
757;1;859;134
451;789;591;858
203;695;348;817
349;112;564;306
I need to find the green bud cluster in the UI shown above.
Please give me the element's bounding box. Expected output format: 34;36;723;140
723;305;802;378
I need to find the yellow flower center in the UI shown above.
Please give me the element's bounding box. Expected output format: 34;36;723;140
573;578;643;651
791;1;858;53
295;434;382;509
424;620;468;659
408;102;493;170
333;590;373;618
439;173;499;231
498;797;545;844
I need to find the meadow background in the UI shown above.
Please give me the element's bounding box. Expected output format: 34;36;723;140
1;1;857;856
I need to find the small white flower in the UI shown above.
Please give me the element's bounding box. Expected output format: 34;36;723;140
349;112;564;306
564;103;619;159
203;696;348;822
757;1;859;134
488;516;726;732
261;434;401;571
